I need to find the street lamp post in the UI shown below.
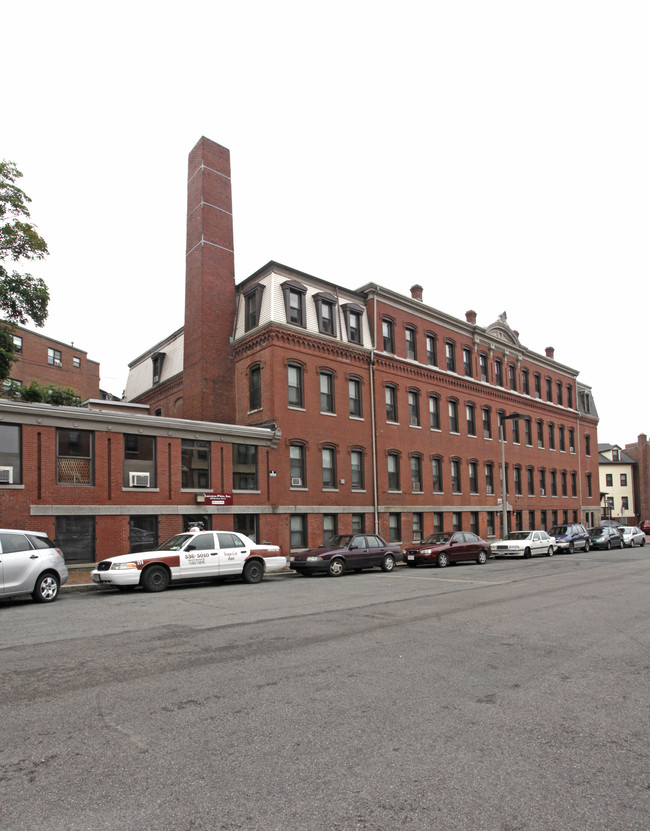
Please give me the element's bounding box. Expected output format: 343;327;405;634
499;412;523;538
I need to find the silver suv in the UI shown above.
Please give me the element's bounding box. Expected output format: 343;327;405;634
0;529;68;603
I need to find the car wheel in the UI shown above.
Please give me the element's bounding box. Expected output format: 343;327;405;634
523;547;532;559
142;565;170;592
641;538;646;547
584;540;590;552
437;552;449;568
32;572;60;603
381;554;396;572
328;558;345;577
568;542;575;554
547;546;554;557
477;550;488;565
243;559;264;584
606;541;611;551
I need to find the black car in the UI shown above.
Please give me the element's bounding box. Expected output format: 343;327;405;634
588;526;624;550
289;534;401;576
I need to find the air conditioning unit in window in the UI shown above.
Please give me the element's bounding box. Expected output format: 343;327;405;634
0;466;14;484
54;358;62;367
291;477;303;487
129;471;151;487
540;489;545;496
570;447;575;453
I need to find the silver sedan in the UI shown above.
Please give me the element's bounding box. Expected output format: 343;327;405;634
619;526;646;547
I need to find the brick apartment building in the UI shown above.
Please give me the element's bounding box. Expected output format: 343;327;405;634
3;325;101;401
623;434;650;523
124;137;602;554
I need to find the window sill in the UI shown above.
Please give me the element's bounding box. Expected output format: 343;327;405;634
320;411;337;417
233;489;261;494
123;487;160;492
0;483;24;489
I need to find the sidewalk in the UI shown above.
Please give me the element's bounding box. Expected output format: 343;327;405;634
64;565;95;587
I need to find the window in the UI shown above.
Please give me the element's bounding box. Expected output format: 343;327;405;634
382;318;395;353
469;461;478;494
322;446;337;489
494;359;503;387
451;459;461;493
434;512;444;534
546;377;553;401
389;513;401;542
509;364;517;391
605;473;613;487
351;513;365;533
586;473;592;498
585;434;591;456
314;292;337;336
123;434;156;488
320;371;335;414
426;334;437;366
342;304;363;344
548;423;555;450
55;516;95;563
73;356;81;368
620;473;628;487
466;403;476;436
470;512;479;535
48;347;62;366
385;385;397;422
559;425;565;452
512;417;520;444
151;352;165;385
561;471;568;497
556;381;563;405
411;455;423;492
514;511;523;532
569;428;575;452
429;394;440;430
12;335;22;354
463;347;473;377
282;280;306;327
479;353;488;382
482;407;492;439
432;457;443;492
612;448;620;461
448;399;459;433
521;368;530;395
290;515;306;549
181;439;210;489
445;341;456;372
290;443;306;487
524;418;532;446
537;420;544;448
408;390;420;426
233;444;258;490
244;284;265;331
452;512;462;532
528;511;536;530
486;512;496;537
387;452;400;491
412;513;423;542
323;514;338;542
0;424;21;484
622;496;629;511
288;363;304;408
527;467;535;496
567;384;573;409
571;471;577;497
350;449;364;490
485;462;495;495
540;510;547;531
534;373;541;398
405;326;417;360
550;470;557;497
514;465;522;496
57;429;94;485
249;364;261;411
129;516;159;553
539;469;547;496
348;377;362;418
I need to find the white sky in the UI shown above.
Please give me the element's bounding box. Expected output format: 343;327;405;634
4;1;648;445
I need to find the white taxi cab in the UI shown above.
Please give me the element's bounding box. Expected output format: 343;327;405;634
91;530;285;592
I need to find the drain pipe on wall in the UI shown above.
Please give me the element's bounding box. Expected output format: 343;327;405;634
370;289;379;535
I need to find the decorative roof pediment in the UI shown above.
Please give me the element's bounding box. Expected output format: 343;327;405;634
485;311;521;347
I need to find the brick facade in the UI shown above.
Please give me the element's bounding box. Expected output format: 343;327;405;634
624;434;650;522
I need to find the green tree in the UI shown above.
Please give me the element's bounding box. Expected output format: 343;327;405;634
4;380;81;406
0;160;50;379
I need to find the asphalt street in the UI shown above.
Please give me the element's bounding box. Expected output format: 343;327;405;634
1;548;649;831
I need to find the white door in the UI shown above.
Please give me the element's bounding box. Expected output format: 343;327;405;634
179;532;219;579
215;532;250;576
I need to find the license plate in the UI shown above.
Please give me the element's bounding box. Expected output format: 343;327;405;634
407;555;414;560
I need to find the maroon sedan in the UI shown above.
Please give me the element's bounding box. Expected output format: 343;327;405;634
403;531;490;568
289;534;401;576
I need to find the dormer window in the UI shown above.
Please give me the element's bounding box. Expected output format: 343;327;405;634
342;304;364;345
152;352;165;385
313;292;337;337
281;280;307;328
244;284;265;331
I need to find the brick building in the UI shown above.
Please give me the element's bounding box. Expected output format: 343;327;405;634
125;137;601;553
2;325;101;401
624;434;650;523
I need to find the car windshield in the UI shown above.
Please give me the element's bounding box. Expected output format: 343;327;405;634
588;528;603;537
549;526;567;535
156;534;194;551
505;532;533;541
421;533;452;544
321;535;354;548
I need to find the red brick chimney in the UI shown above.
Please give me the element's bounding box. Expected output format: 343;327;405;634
410;285;423;301
183;138;236;423
545;346;555;359
465;310;477;324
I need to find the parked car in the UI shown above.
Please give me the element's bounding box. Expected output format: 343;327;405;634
588;526;624;550
618;526;646;548
640;520;650;534
549;523;590;553
91;530;285;592
490;530;555;559
289;534;401;576
403;532;489;568
0;529;68;603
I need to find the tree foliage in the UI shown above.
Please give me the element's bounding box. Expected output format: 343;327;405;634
3;380;81;406
0;160;50;380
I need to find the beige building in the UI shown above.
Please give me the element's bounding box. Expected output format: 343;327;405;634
598;444;636;523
